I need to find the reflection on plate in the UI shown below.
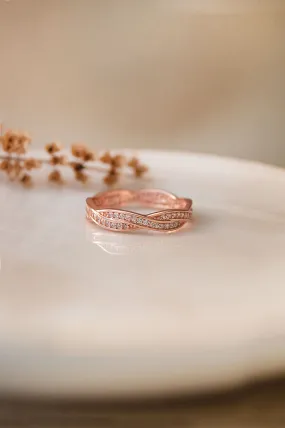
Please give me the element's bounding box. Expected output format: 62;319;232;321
85;221;191;256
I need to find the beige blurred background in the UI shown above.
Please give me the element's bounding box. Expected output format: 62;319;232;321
0;0;285;165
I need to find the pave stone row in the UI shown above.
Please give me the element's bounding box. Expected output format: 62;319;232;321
87;208;191;231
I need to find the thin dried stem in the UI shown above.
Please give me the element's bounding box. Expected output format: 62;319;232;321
0;154;135;176
0;129;148;186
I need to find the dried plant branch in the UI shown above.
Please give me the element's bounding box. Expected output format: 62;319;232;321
0;129;148;187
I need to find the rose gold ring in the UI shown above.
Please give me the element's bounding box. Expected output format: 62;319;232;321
86;189;193;233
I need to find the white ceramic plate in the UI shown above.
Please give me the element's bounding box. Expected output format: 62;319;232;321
0;150;285;399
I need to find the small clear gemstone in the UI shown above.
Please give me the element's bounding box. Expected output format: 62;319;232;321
114;212;118;218
117;223;122;229
105;220;110;227
122;223;127;230
143;219;148;225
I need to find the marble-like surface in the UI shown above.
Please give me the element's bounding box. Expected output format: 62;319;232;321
0;151;285;399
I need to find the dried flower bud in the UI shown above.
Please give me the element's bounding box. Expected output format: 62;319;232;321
75;170;88;183
109;166;118;176
104;167;119;186
15;133;32;155
1;131;19;153
24;158;42;170
50;155;66;166
71;144;87;159
100;152;112;164
2;160;17;178
48;169;63;184
18;133;31;145
0;159;10;171
135;164;148;178
128;157;140;169
83;151;95;162
45;142;61;154
70;161;85;172
20;173;32;187
104;174;118;186
112;155;125;168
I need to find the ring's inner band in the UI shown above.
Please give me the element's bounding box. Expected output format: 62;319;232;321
88;189;192;211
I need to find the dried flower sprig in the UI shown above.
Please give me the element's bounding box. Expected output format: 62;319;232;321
0;129;148;187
